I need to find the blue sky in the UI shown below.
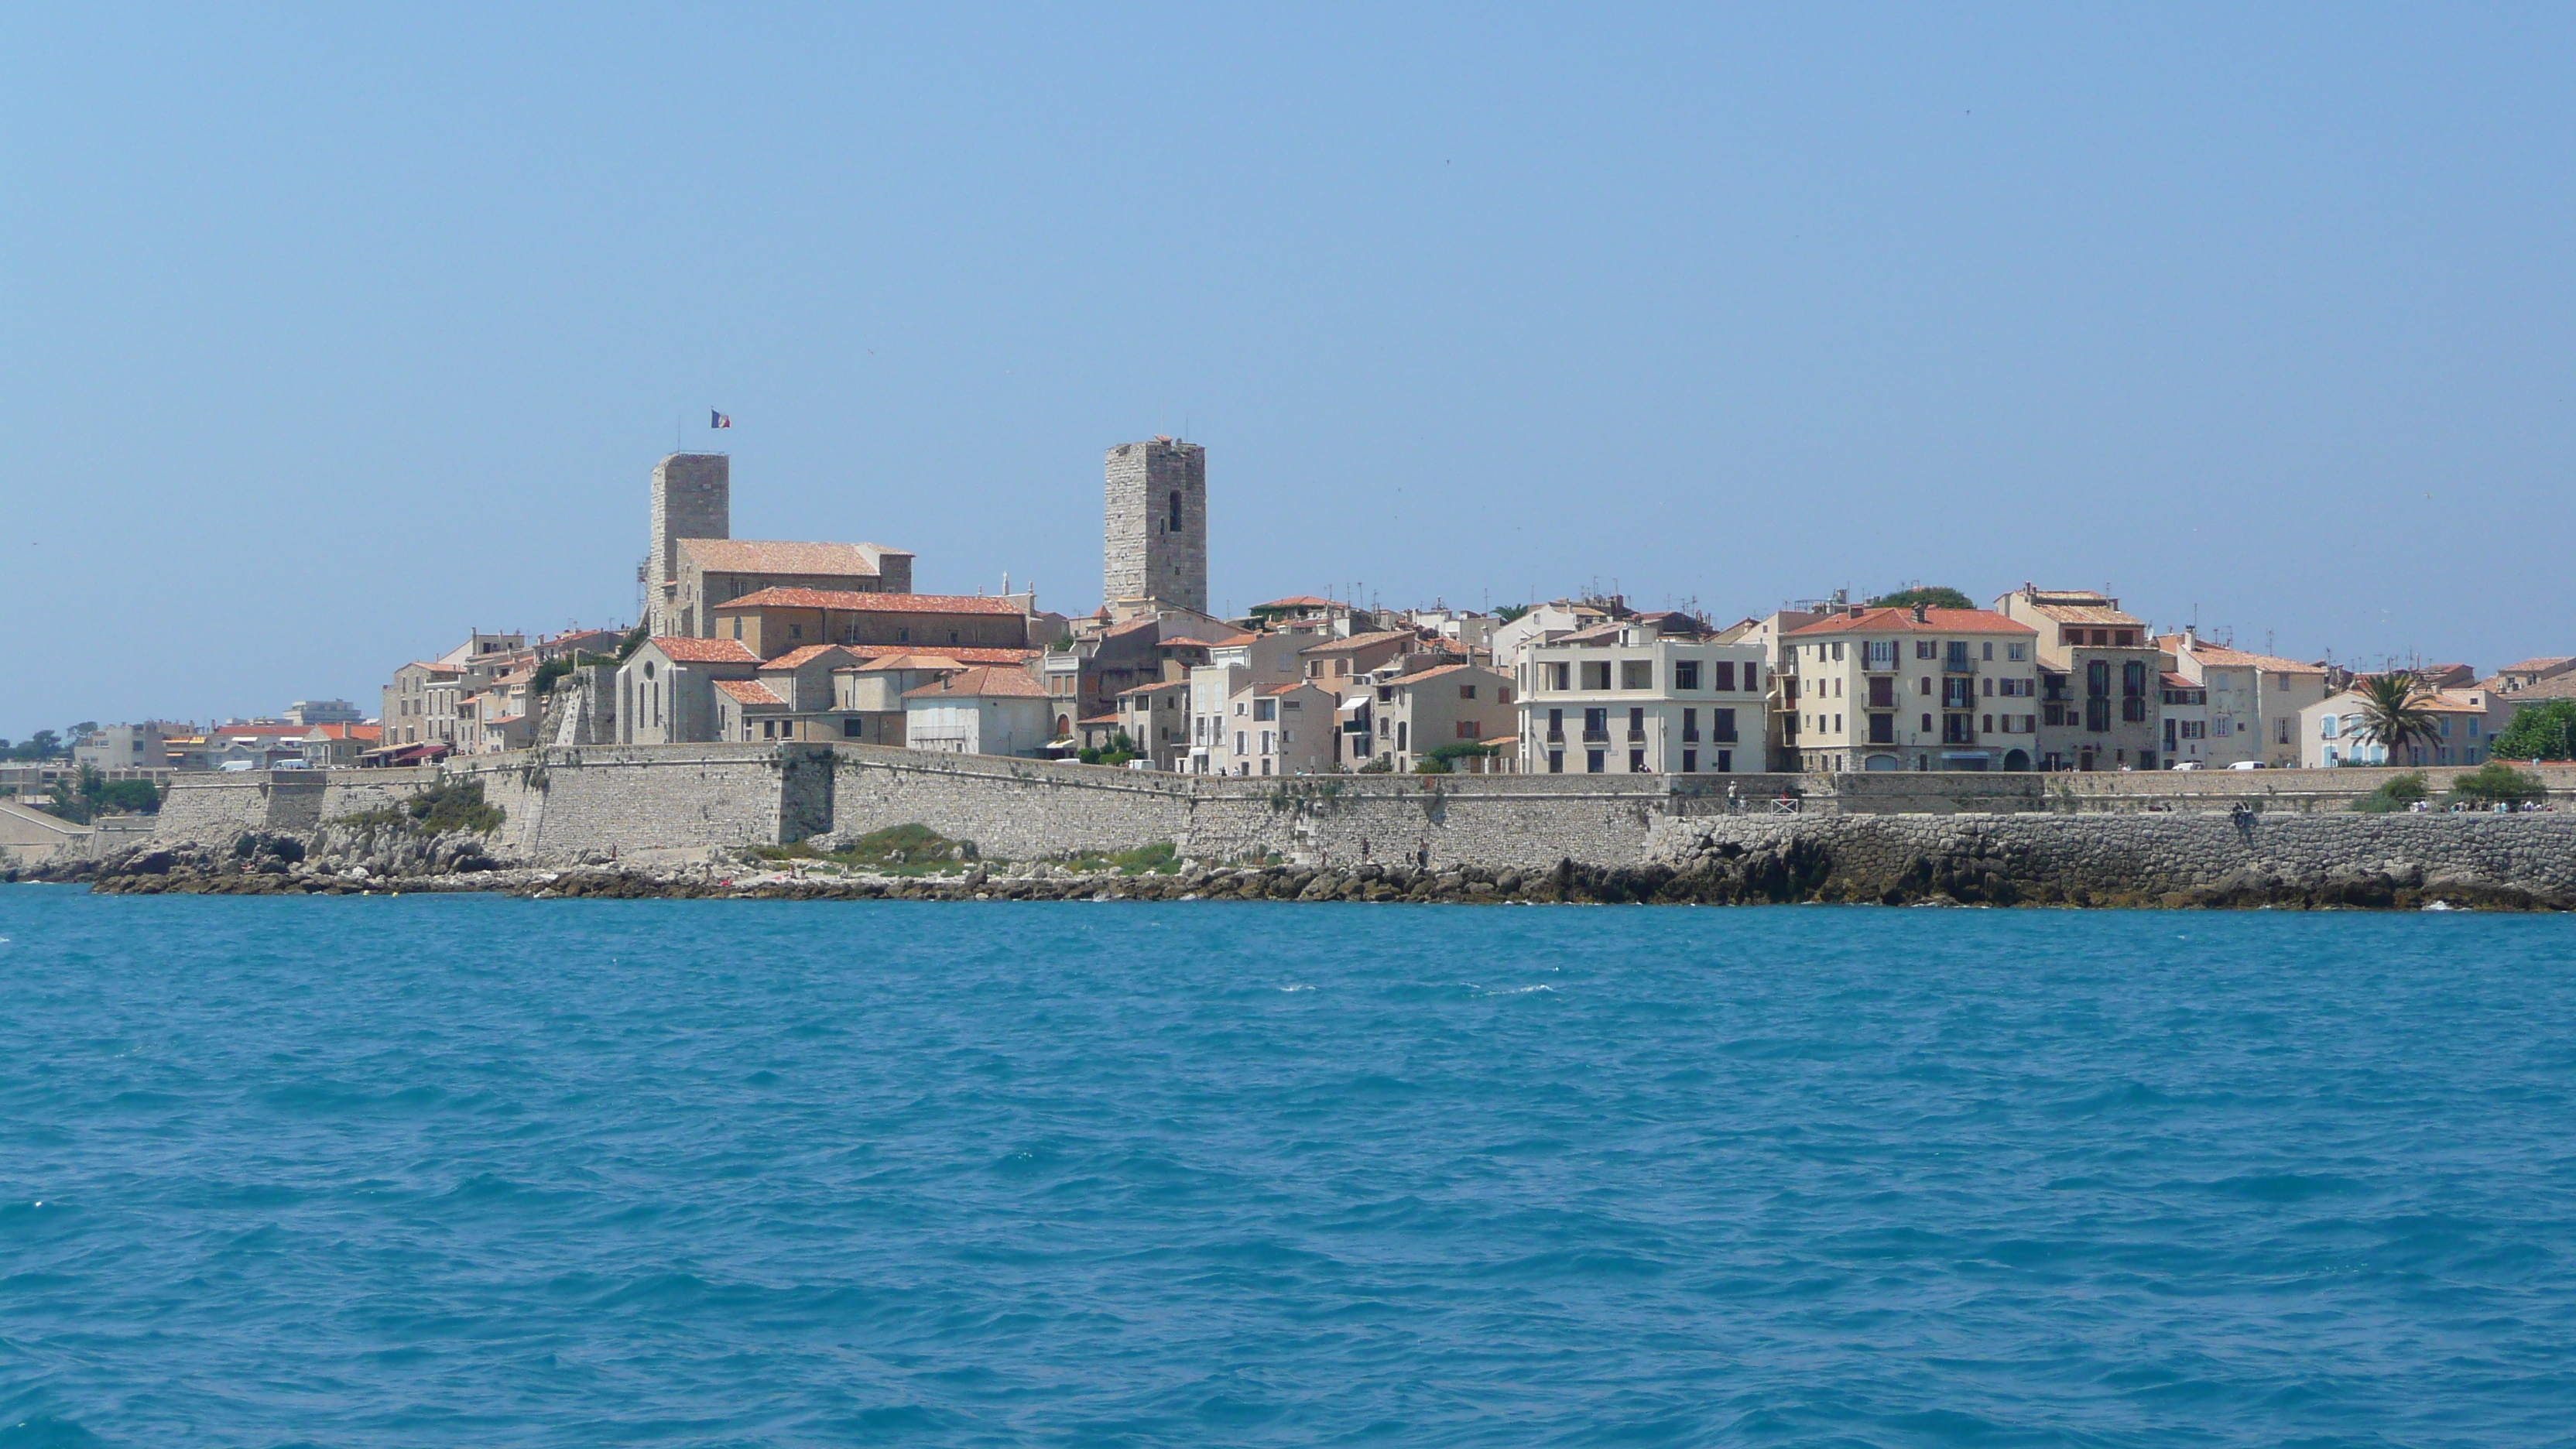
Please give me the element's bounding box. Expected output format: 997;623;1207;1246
3;5;2570;737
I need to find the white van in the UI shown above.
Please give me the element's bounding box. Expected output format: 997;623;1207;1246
2225;759;2266;770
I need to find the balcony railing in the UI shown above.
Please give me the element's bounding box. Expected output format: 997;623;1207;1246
1581;730;1610;744
1626;728;1646;742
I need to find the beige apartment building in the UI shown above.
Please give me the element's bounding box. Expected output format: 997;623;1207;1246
1214;680;1336;776
2153;630;2330;767
1780;605;2040;772
1516;617;1767;775
1352;662;1516;772
2301;687;2505;769
1993;587;2164;771
1112;679;1194;769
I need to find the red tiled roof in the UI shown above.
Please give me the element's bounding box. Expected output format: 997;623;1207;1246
1786;607;2036;638
833;644;1039;666
1255;595;1338;610
2155;635;2326;673
903;666;1051;701
1386;663;1482;686
715;680;787;707
1078;712;1120;725
2496;656;2574;674
307;724;382;741
650;635;763;664
759;644;857;672
678;540;905;576
1163;632;1254;648
1300;629;1416;655
714;588;1024;615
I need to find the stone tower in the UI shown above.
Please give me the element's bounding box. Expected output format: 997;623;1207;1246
648;453;728;637
1102;437;1206;614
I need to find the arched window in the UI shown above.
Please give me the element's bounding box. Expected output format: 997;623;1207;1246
1169;490;1183;533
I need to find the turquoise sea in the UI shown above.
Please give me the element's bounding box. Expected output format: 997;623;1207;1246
2;889;2572;1447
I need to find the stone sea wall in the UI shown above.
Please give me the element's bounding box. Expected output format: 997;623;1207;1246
118;747;2576;908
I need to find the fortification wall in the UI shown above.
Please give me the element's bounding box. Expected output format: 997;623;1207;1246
1653;810;2576;906
442;745;789;862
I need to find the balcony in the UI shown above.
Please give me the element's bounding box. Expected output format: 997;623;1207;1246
1626;728;1646;742
1544;728;1565;742
1861;653;1899;673
1581;730;1610;744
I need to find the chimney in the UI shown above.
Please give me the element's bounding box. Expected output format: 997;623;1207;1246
1911;603;1928;624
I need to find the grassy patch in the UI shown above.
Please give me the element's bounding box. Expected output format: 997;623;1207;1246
755;823;977;875
333;779;505;834
1053;840;1181;875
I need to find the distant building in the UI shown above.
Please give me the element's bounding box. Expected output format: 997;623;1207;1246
616;637;762;745
1358;662;1516;773
1993;587;2164;771
903;666;1054;757
1519;615;1766;776
643;451;915;637
1103;438;1206;615
74;722;187;772
283;700;364;726
2303;687;2502;768
2154;630;2331;769
1780;605;2039;773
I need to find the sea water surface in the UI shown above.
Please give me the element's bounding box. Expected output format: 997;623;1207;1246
2;890;2572;1447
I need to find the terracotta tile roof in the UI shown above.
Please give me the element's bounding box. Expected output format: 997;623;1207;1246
1104;615;1163;638
1260;682;1313;696
759;644;858;672
2495;656;2574;674
714;679;787;707
903;666;1051;701
2155;635;2326;673
1786;607;2036;638
2498;673;2576;702
1077;712;1120;725
1300;629;1417;655
678;540;904;577
2009;591;2143;626
1116;681;1187;700
832;644;1040;666
2160;672;2198;690
1162;632;1254;648
1255;595;1338;610
211;722;303;738
843;653;965;673
307;724;383;741
650;635;763;664
1386;663;1480;686
714;587;1024;615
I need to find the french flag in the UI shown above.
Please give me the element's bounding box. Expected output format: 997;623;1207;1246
710;409;732;429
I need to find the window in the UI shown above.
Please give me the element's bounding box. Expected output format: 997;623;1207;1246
1583;707;1608;741
1942;678;1974;709
1982;642;1994;660
1982;677;1994;697
1547;662;1571;690
2278;719;2292;745
1712;708;1738;743
1586;749;1605;773
1831;642;1845;661
1682;748;1697;772
2087;660;2111;698
1255;699;1276;721
1622;661;1653;690
1170;490;1183;533
1630;749;1646;772
2008;643;2026;661
1946;641;1971;671
1865;640;1896;669
1457;721;1482;738
1922;713;1933;732
1581;661;1612;690
1235;731;1246;755
1460;683;1477;700
1919;677;1932;696
1628;707;1646;740
1867;677;1895;708
1261;730;1274;754
1711;661;1735;691
1547;707;1564;740
1916;640;1936;659
1868;714;1896;744
1683;707;1700;742
1548;749;1564;773
790;624;803;640
1982;714;1993;734
731;618;743;639
842;718;863;738
2085;697;2111;731
1675;660;1701;690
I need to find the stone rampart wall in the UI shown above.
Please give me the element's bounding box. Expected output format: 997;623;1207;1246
1653;811;2576;907
149;750;2576;882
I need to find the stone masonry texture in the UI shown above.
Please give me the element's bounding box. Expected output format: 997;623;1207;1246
1102;440;1206;614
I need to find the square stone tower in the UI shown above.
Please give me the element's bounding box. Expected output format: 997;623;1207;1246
649;453;728;637
1103;437;1205;614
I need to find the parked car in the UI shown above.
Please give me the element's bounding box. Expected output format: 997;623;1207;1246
2225;759;2266;770
2169;760;2202;770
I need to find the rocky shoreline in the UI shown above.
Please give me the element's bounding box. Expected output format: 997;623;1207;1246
17;813;2573;910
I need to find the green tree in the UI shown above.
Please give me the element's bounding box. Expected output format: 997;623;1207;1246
2349;771;2428;813
2348;673;2441;766
2489;700;2576;761
1866;586;1975;611
1493;604;1533;624
2448;762;2546;808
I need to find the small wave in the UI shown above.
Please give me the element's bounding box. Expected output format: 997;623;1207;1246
1277;984;1314;992
1485;984;1556;996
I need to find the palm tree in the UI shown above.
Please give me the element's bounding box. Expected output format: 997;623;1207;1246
2349;673;2441;766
